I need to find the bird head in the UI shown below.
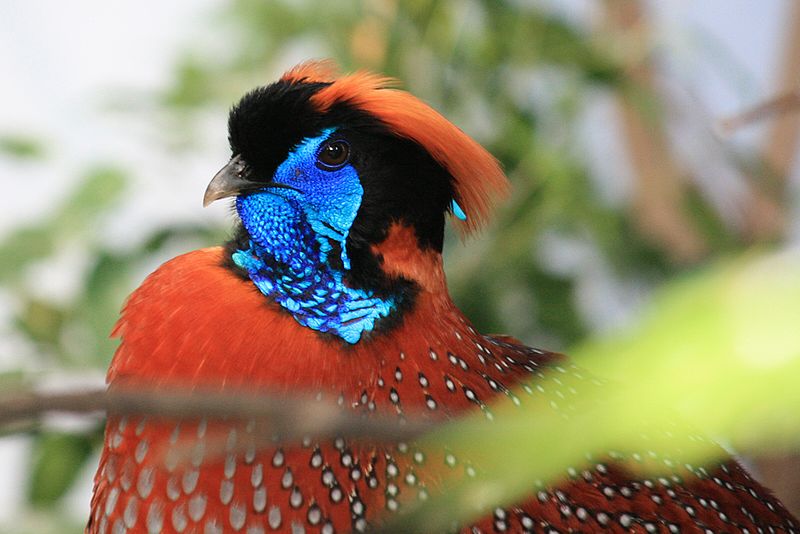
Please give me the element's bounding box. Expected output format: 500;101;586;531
204;61;508;341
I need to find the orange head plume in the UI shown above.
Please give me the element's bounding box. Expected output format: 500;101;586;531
280;60;510;234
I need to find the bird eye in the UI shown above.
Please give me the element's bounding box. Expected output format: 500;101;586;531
317;140;350;170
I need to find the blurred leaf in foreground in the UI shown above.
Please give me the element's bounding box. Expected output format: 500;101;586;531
576;249;800;449
384;249;800;532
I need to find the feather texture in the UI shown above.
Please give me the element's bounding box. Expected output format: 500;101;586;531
88;62;798;533
89;243;798;533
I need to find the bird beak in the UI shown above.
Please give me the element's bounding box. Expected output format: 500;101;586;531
203;155;299;207
203;154;253;207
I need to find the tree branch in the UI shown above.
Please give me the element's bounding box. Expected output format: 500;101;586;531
0;386;435;443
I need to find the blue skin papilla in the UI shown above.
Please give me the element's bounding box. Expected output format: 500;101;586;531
233;129;396;344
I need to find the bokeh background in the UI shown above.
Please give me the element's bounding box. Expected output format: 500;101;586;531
2;1;800;532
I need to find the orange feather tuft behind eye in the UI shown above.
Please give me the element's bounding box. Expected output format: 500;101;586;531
281;60;510;235
280;59;339;84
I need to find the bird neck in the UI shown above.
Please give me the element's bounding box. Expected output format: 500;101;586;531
230;241;396;345
368;223;449;297
229;221;446;344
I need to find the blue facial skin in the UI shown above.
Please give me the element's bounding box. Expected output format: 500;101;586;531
233;129;396;344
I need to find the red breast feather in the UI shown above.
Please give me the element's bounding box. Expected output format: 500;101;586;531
88;246;798;533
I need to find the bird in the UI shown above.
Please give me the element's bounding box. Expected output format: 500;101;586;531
88;60;799;534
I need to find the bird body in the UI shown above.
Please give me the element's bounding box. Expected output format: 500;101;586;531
90;241;563;534
89;61;798;533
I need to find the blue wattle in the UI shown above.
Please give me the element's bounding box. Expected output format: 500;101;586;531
233;239;395;344
232;130;397;344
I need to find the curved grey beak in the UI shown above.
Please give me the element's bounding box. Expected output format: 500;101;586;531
203;155;299;207
204;155;253;207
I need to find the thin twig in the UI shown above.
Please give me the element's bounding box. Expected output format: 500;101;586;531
0;386;435;442
718;90;800;134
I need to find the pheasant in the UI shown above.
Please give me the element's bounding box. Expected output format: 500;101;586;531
88;61;799;533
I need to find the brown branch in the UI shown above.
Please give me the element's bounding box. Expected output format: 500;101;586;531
718;91;800;134
0;386;435;443
762;2;800;183
602;0;708;263
716;4;800;240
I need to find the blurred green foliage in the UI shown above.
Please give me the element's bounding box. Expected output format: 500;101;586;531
28;433;97;506
0;0;796;530
386;250;800;531
0;134;46;160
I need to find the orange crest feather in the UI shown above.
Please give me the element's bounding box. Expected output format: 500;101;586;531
282;60;509;233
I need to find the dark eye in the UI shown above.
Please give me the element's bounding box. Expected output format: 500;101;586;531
317;140;350;169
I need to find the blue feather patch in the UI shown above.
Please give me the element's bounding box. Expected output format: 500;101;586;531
451;199;467;221
233;130;397;344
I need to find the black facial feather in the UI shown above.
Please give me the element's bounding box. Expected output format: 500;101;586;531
227;80;329;178
342;129;454;252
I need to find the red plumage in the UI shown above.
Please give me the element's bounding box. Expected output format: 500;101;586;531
88;63;799;533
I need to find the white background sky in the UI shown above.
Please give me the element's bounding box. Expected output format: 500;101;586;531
0;0;796;527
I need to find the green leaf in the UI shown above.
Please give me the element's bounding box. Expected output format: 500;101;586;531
58;166;126;234
0;134;46;160
0;167;126;282
28;433;96;506
385;250;800;532
0;226;56;282
15;300;67;347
